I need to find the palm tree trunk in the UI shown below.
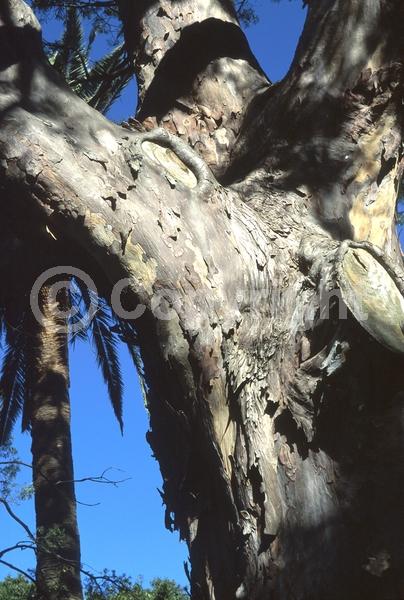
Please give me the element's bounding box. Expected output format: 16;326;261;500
29;283;83;600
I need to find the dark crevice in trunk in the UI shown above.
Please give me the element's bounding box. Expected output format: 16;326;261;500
137;19;265;121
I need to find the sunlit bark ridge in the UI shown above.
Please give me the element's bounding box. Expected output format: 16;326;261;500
0;1;404;598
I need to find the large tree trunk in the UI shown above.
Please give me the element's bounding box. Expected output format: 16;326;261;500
29;281;83;600
1;1;404;599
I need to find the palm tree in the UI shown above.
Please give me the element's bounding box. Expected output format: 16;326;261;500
0;11;140;599
0;238;143;600
46;7;132;116
0;230;82;599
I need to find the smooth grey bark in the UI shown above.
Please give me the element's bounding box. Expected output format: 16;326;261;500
1;1;404;599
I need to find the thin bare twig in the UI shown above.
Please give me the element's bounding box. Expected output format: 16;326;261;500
0;542;35;558
0;559;35;583
0;498;36;542
0;461;131;488
56;467;131;487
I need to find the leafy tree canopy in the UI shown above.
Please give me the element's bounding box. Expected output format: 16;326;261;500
85;572;188;600
0;443;19;499
0;575;188;600
30;0;262;27
0;576;35;600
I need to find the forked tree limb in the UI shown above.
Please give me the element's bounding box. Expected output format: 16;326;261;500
230;0;404;259
117;0;270;176
0;1;270;311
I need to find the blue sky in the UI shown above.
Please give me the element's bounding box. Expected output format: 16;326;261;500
0;0;307;588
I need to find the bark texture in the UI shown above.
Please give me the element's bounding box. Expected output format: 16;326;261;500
1;1;404;599
30;282;82;600
118;0;269;176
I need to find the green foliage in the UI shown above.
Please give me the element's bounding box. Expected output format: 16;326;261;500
0;258;144;444
46;7;131;115
0;575;188;600
0;576;35;600
88;297;124;432
18;484;34;501
84;572;189;600
148;579;189;600
31;0;119;35
0;443;19;499
31;0;275;25
0;315;29;445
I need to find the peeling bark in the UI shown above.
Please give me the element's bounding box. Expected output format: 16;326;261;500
1;1;404;599
118;0;269;176
231;0;404;255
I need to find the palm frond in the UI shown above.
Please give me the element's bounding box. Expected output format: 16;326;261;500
52;7;87;79
69;278;126;428
0;310;5;343
69;49;90;89
84;44;131;114
115;320;149;407
86;22;99;56
90;300;124;431
0;319;27;445
67;281;90;345
44;8;131;116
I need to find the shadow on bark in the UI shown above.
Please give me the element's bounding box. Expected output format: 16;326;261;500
274;332;404;600
226;1;404;241
0;5;42;118
138;18;266;121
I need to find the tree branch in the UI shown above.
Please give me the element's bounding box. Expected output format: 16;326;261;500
117;0;269;177
0;460;34;471
0;559;36;582
0;460;130;499
0;498;36;542
55;467;131;487
0;543;36;558
230;0;404;257
0;1;268;308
